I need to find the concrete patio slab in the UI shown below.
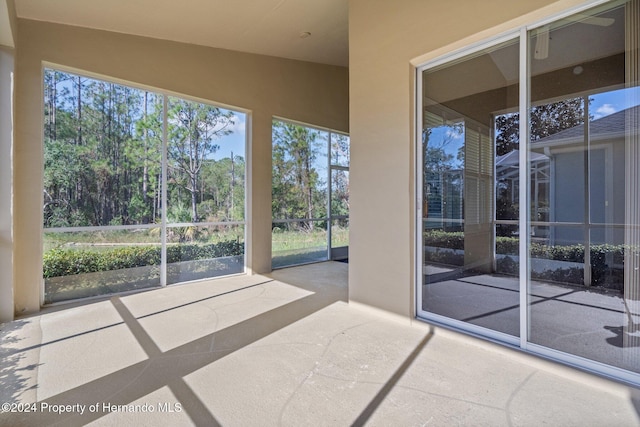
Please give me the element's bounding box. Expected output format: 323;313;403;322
0;261;638;426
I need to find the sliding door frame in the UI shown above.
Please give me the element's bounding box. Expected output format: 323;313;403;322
414;0;640;386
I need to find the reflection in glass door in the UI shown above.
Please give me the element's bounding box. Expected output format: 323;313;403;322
418;0;640;384
527;1;640;375
419;37;520;339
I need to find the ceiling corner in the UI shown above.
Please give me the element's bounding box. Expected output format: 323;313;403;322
0;0;16;48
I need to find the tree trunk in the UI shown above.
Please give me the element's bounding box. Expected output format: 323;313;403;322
51;72;57;141
142;91;149;221
75;76;83;213
230;151;235;217
76;76;82;145
306;153;313;230
191;175;199;222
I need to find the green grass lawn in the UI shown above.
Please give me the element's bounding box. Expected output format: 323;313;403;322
44;225;348;252
43;226;245;252
271;226;348;252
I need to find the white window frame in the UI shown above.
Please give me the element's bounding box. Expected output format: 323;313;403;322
42;64;250;303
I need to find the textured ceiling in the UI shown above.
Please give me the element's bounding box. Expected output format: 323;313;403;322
15;0;349;66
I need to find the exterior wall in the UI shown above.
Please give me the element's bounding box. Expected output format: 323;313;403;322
551;140;626;245
0;46;14;322
13;19;348;314
348;0;593;318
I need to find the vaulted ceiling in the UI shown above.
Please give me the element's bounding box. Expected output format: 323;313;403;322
6;0;349;66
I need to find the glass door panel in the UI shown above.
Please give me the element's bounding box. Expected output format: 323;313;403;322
527;0;640;374
420;38;520;337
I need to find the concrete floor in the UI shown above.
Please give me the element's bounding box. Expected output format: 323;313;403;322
423;271;640;373
1;261;639;426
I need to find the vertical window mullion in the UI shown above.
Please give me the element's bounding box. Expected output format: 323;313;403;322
416;68;424;319
327;131;332;260
161;95;168;287
518;26;529;348
518;28;531;349
583;96;592;287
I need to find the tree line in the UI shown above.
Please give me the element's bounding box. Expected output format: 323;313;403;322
271;120;350;230
43;69;244;228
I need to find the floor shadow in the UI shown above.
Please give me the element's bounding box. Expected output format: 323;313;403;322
0;320;40;405
425;267;469;284
350;326;435;427
460;288;578;323
603;325;640;348
1;270;347;426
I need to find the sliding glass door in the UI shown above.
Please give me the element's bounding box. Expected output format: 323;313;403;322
526;0;640;375
420;38;520;340
418;0;640;383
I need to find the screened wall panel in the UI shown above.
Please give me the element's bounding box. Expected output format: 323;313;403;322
43;69;246;303
271;120;349;268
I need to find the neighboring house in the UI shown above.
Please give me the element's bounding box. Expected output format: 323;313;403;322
496;105;638;247
532;105;635;247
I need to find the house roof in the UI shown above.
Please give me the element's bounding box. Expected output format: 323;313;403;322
534;104;640;145
496;149;548;167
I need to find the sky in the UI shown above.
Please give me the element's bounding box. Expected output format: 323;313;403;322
427;126;465;169
590;86;640;120
212;111;246;160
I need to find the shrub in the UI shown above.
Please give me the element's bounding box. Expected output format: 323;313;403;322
44;240;244;278
425;230;626;289
496;236;518;255
424;248;465;266
424;230;464;250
